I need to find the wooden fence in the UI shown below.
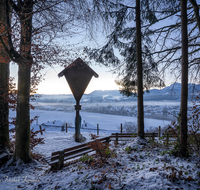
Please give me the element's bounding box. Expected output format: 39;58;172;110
45;132;176;169
110;132;159;144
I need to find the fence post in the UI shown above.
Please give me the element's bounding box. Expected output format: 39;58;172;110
166;133;169;145
116;133;118;144
39;125;43;135
159;126;161;138
120;123;122;133
97;124;99;135
66;123;67;133
152;133;155;141
58;150;64;170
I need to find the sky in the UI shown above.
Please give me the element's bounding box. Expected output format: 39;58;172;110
9;45;176;95
9;29;175;95
9;23;121;95
10;61;120;95
11;60;177;95
36;64;119;94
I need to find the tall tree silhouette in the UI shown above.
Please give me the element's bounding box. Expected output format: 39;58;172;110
0;0;10;154
136;0;144;138
180;0;189;157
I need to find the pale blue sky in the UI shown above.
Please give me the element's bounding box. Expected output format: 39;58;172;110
37;64;119;94
9;22;121;95
10;61;119;95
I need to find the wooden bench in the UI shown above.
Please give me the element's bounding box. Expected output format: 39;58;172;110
45;136;110;170
45;132;181;170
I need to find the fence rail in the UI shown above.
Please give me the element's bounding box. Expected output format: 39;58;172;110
110;132;159;143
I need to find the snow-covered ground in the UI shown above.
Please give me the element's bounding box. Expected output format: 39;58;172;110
0;131;200;190
2;108;199;189
33;131;110;157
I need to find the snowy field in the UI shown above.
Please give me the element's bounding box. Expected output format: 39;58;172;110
8;107;171;158
9;109;171;133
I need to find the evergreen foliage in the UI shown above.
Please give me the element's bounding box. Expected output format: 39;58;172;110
85;0;166;96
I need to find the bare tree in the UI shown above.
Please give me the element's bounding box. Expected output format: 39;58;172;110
0;0;10;154
146;1;200;84
12;1;33;163
189;0;200;31
0;0;91;163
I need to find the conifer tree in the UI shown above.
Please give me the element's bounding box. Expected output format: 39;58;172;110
180;0;188;157
86;0;164;138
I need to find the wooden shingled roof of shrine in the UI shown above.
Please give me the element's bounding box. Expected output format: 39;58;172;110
58;58;99;102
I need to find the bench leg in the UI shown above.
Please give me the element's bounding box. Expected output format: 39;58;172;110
115;133;118;145
58;150;64;170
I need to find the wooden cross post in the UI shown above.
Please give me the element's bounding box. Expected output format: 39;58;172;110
75;102;81;142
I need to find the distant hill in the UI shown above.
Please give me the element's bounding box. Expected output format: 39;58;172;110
145;83;200;96
33;83;200;103
89;90;121;97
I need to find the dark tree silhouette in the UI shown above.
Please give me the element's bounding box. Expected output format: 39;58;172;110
0;0;10;154
180;0;189;157
0;0;93;163
85;0;164;138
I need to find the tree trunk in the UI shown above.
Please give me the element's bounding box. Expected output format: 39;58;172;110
0;0;10;154
14;64;32;163
180;0;188;156
13;2;33;163
136;0;144;138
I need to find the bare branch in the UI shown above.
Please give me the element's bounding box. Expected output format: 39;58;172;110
189;0;200;31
